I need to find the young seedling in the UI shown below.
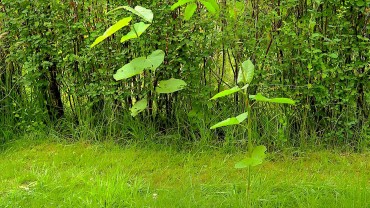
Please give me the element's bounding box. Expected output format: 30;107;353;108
90;6;187;117
210;59;295;205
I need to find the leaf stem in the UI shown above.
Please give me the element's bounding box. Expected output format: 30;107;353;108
247;165;251;206
245;90;252;154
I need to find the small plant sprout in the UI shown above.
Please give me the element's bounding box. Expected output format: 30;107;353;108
210;59;295;203
90;6;187;117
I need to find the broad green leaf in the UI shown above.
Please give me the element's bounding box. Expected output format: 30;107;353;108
130;98;147;117
91;17;132;48
113;57;148;80
114;50;165;80
184;3;197;20
156;78;187;94
101;18;131;36
250;93;296;105
269;97;296;105
171;0;195;10
235;112;248;122
210;118;239;129
243;60;255;84
210;112;248;129
199;0;216;14
235;145;267;168
237;59;255;84
146;50;165;71
251;145;267;163
122;6;153;23
207;0;220;11
90;36;106;48
249;93;268;102
121;22;151;43
210;86;241;100
237;70;244;84
134;6;154;23
234;157;255;168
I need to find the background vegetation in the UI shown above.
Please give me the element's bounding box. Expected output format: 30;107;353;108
1;0;369;150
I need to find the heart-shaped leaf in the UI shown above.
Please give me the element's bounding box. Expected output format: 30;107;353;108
113;50;165;80
121;6;153;23
113;57;148;80
199;0;216;14
146;50;165;71
91;17;132;48
237;59;254;84
210;86;241;100
156;78;187;94
251;145;267;163
235;145;267;168
207;0;219;11
235;157;256;168
184;3;197;20
121;22;151;43
130;98;147;117
210;112;248;129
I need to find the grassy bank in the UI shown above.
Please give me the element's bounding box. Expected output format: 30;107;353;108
0;138;369;207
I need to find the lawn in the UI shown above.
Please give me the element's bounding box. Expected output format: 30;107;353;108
0;139;369;207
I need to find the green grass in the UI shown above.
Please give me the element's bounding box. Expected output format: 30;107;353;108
0;138;369;207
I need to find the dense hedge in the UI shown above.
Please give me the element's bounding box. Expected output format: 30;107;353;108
1;0;369;148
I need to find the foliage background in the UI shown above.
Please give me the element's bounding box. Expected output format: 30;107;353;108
1;0;369;149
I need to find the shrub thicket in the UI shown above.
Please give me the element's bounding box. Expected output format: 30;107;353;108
0;0;368;149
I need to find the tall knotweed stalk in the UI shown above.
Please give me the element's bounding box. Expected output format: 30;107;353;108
210;60;295;205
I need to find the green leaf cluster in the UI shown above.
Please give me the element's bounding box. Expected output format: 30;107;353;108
113;50;165;80
121;22;151;43
91;6;153;48
89;5;188;118
90;17;132;48
110;6;153;23
171;0;219;20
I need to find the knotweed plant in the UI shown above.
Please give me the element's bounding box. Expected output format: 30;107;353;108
90;6;187;117
210;60;295;204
